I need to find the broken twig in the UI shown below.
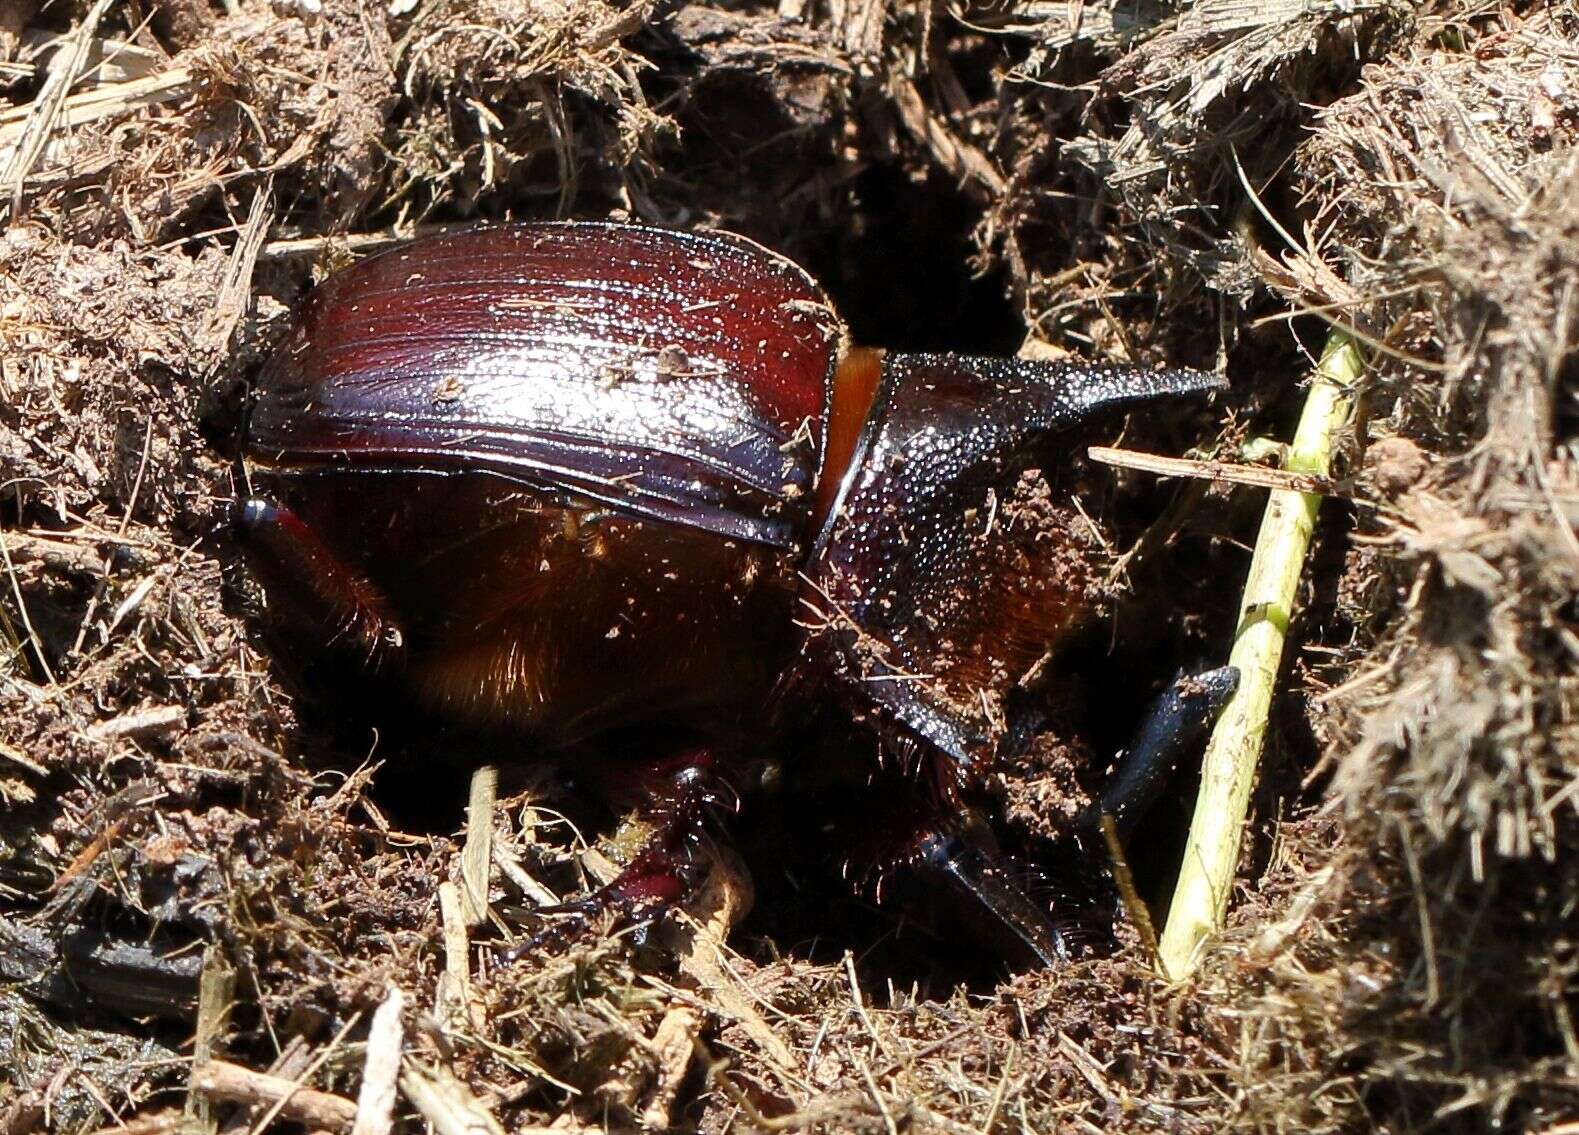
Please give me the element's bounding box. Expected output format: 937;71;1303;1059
191;1061;356;1133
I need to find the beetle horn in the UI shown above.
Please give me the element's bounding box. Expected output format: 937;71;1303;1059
811;351;1225;556
1032;356;1226;422
881;352;1227;438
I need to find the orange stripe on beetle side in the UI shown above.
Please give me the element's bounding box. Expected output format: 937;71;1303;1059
813;347;883;531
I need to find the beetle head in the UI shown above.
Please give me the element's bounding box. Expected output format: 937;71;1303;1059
802;353;1225;775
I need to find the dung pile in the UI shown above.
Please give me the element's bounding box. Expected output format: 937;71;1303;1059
0;1;1575;1132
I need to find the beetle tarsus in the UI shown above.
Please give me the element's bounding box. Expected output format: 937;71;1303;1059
1084;665;1240;842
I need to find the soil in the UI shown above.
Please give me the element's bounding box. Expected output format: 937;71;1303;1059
2;1;1577;1133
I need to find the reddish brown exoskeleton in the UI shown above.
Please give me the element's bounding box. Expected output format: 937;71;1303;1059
237;223;1232;965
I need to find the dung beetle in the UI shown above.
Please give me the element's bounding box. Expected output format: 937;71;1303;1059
236;222;1233;966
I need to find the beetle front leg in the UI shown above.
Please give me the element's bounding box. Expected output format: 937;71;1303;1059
911;828;1070;967
234;496;408;669
1082;665;1239;842
843;776;1071;968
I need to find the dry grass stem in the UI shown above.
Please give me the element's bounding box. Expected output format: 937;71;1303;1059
436;882;477;1032
460;765;497;927
640;1006;700;1128
350;985;405;1135
1099;813;1160;965
398;1065;506;1135
185;948;236;1135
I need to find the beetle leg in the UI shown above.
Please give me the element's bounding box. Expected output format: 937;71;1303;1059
912;829;1070;967
503;751;726;957
843;784;1069;968
1081;665;1239;843
234;496;407;668
598;759;720;915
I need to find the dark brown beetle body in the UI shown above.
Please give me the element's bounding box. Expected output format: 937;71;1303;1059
239;222;1227;964
245;224;833;743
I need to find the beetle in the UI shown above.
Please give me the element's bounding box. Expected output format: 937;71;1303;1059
236;222;1232;966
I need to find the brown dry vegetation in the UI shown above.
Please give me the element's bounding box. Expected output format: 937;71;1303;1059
1;0;1577;1132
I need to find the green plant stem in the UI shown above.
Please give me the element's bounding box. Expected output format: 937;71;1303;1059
1158;329;1363;981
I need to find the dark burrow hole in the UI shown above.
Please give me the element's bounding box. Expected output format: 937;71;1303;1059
801;165;1026;357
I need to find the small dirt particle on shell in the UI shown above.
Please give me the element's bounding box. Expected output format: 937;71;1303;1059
655;345;689;378
431;376;466;405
